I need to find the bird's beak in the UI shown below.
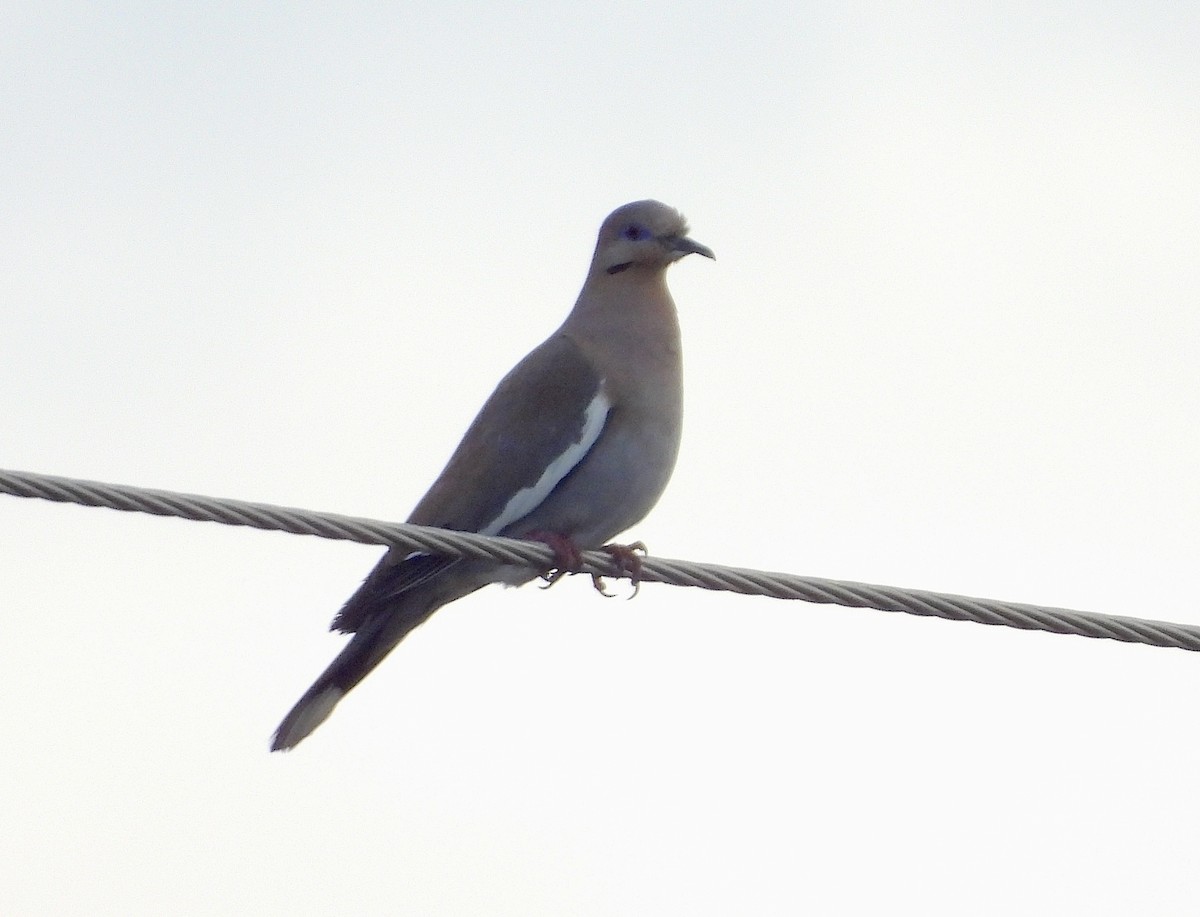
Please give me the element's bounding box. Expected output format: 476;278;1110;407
666;235;716;260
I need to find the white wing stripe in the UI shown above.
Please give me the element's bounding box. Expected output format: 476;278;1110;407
481;389;612;536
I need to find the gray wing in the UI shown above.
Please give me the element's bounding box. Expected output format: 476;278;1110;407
331;332;606;633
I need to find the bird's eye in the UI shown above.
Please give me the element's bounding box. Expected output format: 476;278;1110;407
623;224;649;241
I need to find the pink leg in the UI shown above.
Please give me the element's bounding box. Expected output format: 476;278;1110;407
522;533;648;598
601;540;647;598
523;530;583;588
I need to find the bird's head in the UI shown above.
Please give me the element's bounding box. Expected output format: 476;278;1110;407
593;200;715;276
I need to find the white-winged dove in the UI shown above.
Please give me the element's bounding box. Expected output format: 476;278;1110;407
271;200;713;750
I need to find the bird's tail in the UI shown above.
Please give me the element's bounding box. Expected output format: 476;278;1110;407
271;603;437;751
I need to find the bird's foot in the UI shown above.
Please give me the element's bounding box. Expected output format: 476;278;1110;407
525;533;646;598
525;530;583;589
595;541;647;598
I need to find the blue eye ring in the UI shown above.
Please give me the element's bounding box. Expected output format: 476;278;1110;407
622;223;650;241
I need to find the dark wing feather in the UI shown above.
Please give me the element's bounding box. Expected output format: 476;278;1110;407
331;553;458;633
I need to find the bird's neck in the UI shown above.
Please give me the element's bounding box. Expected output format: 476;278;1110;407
574;273;675;331
564;271;682;378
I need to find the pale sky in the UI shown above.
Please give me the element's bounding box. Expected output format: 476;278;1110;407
4;3;1200;915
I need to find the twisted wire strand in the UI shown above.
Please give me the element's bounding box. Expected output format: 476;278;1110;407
3;467;1197;653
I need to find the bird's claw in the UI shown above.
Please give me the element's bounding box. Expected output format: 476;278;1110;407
526;530;583;590
528;533;647;598
597;541;647;599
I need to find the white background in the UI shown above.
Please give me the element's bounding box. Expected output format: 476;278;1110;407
4;3;1199;914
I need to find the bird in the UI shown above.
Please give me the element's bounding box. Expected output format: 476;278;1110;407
271;200;713;750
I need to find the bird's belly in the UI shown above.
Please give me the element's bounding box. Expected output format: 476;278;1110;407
504;417;680;548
